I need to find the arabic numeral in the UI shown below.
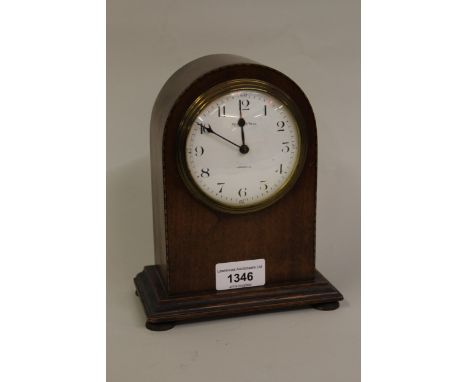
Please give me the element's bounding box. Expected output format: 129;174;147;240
199;124;209;134
194;146;204;156
240;99;250;110
218;105;226;117
217;182;225;193
277;121;285;131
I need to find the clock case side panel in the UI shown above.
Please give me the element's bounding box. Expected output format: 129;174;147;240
161;56;319;295
150;55;258;286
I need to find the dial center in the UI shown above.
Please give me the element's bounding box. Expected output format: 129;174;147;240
239;144;250;154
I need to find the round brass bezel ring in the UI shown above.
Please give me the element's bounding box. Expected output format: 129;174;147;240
176;79;309;214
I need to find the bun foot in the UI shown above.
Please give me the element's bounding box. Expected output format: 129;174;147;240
145;321;176;331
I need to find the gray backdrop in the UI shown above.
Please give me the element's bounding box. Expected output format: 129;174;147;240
107;1;360;381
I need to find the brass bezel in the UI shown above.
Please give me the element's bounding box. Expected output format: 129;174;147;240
176;79;308;214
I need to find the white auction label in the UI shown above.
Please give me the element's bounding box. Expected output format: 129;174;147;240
215;259;265;291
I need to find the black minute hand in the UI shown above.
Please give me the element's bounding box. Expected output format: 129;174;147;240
196;122;241;149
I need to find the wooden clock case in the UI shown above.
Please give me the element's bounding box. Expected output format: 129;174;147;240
134;54;343;331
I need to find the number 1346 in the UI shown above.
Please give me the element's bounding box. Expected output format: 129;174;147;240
227;272;254;283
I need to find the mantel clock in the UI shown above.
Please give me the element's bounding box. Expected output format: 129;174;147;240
134;54;343;331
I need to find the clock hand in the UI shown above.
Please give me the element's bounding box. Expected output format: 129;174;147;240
237;100;249;154
196;122;242;149
239;118;246;145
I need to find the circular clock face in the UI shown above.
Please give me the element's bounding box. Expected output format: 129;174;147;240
183;88;304;212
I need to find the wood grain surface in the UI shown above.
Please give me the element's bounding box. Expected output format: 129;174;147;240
150;55;318;294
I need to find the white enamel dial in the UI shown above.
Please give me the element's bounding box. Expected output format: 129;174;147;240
185;89;302;209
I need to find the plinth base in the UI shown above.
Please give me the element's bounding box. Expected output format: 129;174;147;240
134;265;343;331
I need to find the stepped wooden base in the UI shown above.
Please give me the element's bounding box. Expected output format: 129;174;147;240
134;265;343;331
